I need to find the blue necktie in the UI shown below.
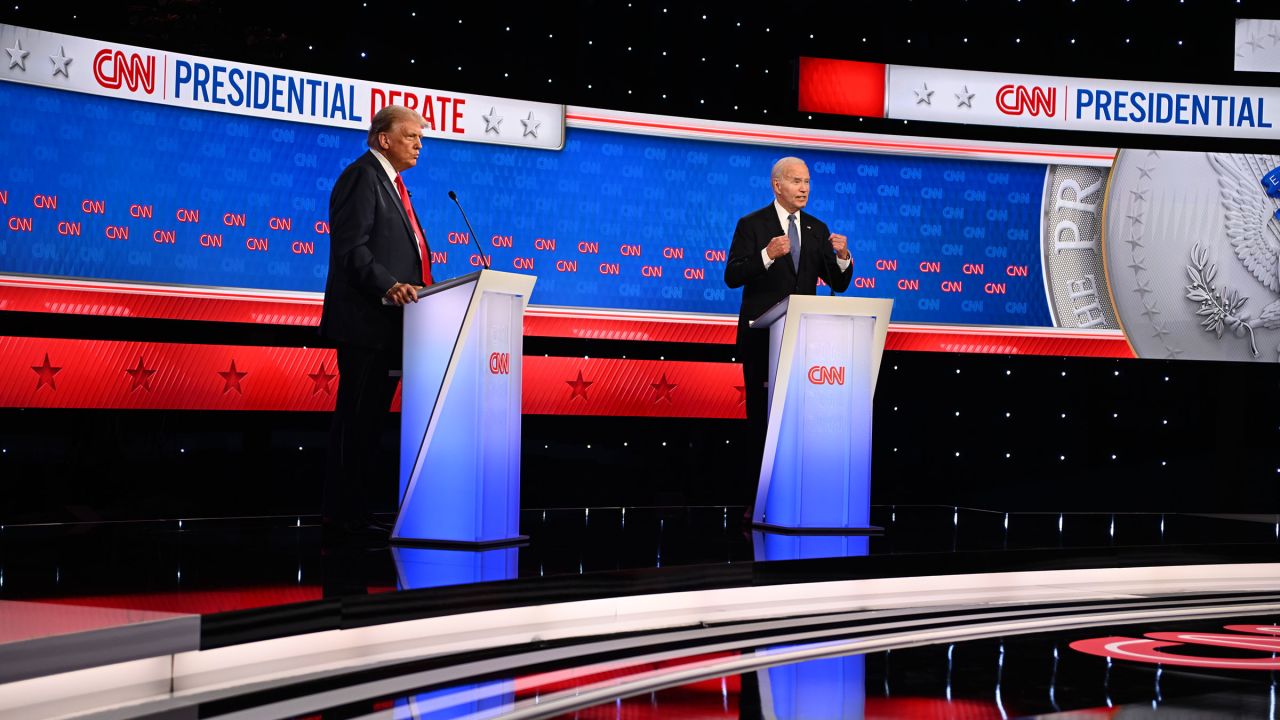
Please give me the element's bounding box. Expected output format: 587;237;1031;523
787;214;800;273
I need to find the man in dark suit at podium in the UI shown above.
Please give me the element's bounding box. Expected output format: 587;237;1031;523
724;156;853;513
320;105;434;538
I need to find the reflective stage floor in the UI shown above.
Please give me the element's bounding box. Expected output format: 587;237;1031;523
2;506;1279;718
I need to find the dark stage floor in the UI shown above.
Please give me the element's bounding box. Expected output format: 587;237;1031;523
2;507;1279;718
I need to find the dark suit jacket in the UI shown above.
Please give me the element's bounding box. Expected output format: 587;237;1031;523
723;203;853;344
319;151;430;349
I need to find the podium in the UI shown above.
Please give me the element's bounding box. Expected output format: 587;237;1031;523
392;270;535;546
750;295;892;533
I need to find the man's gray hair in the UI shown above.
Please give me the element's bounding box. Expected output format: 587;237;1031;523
771;156;807;180
367;105;423;147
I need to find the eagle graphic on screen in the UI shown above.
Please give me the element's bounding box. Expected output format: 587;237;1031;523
1204;154;1280;346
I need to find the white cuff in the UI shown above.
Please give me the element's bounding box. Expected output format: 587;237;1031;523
761;246;775;269
836;255;851;271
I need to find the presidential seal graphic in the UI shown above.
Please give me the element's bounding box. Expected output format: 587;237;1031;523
1104;150;1280;362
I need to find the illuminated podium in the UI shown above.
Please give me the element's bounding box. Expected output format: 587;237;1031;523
750;295;892;533
392;269;535;546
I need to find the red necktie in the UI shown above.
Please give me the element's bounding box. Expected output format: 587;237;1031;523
394;174;433;286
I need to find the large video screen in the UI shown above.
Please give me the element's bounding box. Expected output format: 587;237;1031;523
0;80;1063;328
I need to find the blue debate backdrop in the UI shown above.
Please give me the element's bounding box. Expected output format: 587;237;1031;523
0;81;1053;327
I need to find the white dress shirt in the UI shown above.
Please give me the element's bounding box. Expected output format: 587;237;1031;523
761;199;852;272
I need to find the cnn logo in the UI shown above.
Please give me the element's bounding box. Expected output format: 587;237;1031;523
93;49;157;94
995;84;1056;117
488;352;510;375
807;365;845;385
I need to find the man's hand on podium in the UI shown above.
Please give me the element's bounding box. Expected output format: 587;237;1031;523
384;282;420;305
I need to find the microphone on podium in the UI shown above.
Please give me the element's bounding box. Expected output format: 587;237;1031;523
447;190;491;270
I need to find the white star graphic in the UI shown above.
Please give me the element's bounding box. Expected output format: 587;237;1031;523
954;85;975;109
482;106;504;135
520;111;541;138
914;82;934;106
6;38;29;71
50;45;72;78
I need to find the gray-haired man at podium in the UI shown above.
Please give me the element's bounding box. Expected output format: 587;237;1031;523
723;156;854;514
319;105;434;540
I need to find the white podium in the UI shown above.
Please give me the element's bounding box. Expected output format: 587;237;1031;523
750;295;892;533
392;270;535;546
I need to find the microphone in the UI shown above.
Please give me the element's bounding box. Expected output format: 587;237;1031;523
447;190;490;270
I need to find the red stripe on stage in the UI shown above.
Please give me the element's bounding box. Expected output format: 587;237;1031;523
566;113;1111;161
0;334;1131;414
0;277;324;326
0;337;340;411
0;338;749;418
798;57;888;118
884;330;1135;358
523;356;746;419
523;312;737;344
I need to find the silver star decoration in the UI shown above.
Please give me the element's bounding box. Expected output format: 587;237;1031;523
1125;212;1144;226
1124;234;1144;250
481;107;503;135
954;85;975;108
1136;164;1154;181
1132;277;1153;297
1140;300;1161;320
1151;321;1171;340
913;82;934;106
520;111;541;138
1127;256;1147;273
50;45;72;77
6;38;29;70
1128;189;1148;205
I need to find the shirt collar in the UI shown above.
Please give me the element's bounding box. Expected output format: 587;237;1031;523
773;200;802;231
368;148;398;183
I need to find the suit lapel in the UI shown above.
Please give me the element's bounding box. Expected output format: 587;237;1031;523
377;173;418;243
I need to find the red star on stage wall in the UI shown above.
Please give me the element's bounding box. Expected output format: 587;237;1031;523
31;353;61;390
124;356;157;392
650;373;677;403
566;370;593;400
308;362;337;395
218;360;248;395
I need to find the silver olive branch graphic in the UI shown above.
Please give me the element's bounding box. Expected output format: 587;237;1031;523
1186;242;1260;357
